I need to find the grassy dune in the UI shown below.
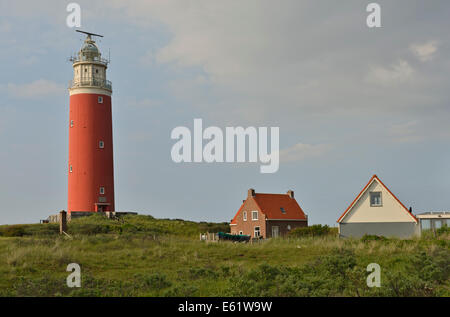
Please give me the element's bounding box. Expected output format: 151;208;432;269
0;215;448;296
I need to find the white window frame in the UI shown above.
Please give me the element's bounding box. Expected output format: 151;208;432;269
254;226;260;238
243;211;247;221
239;231;243;235
99;140;105;149
69;165;73;173
370;191;382;207
70;120;74;128
252;210;258;221
99;187;105;195
98;96;103;104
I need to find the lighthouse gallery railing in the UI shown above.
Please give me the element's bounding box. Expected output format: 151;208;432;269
69;77;112;90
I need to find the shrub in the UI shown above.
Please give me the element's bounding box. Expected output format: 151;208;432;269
0;225;27;237
144;273;172;289
288;224;332;238
361;234;387;242
70;224;111;235
436;225;450;236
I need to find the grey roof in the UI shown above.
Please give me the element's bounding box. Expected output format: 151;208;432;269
417;211;450;215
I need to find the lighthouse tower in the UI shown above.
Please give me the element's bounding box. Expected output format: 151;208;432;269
68;31;115;213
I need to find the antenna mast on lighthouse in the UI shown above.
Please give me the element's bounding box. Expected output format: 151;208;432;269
75;30;104;38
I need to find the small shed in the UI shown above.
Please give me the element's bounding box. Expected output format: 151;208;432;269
416;212;450;233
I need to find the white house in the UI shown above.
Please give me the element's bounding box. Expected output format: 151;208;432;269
337;175;419;238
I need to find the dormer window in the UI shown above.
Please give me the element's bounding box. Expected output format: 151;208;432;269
370;192;382;207
280;207;286;214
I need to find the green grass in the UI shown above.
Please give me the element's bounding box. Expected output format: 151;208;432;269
0;215;448;297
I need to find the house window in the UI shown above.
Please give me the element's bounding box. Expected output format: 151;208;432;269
370;192;382;206
280;207;286;214
99;140;104;149
243;211;247;221
252;211;258;221
69;165;73;173
99;187;105;195
287;225;291;230
254;226;260;238
70;120;74;128
421;219;431;230
98;96;103;103
239;231;243;235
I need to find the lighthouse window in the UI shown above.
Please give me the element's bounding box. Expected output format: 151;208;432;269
69;165;73;173
100;187;105;195
99;140;104;149
98;96;103;103
70;120;74;127
84;68;87;72
96;69;99;74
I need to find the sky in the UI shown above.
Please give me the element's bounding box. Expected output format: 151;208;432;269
0;0;449;225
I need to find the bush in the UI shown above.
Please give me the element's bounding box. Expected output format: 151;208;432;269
70;224;111;235
144;273;172;289
0;225;27;237
361;234;387;242
436;225;450;236
288;224;332;238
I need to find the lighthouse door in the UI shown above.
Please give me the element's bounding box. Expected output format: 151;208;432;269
95;203;110;212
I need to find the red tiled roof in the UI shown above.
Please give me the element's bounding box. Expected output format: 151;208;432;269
336;175;418;223
255;194;307;220
231;192;307;224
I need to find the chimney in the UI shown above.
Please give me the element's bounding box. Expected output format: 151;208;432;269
287;190;294;199
409;207;413;213
248;188;255;198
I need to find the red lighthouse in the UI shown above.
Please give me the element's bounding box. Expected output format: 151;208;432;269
68;31;114;213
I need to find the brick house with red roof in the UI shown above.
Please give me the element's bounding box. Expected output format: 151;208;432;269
230;189;308;238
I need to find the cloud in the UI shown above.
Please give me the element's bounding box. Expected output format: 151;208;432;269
139;50;157;67
279;143;332;163
388;121;422;143
366;60;415;85
103;0;450;129
410;41;439;62
0;21;11;33
1;79;65;99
